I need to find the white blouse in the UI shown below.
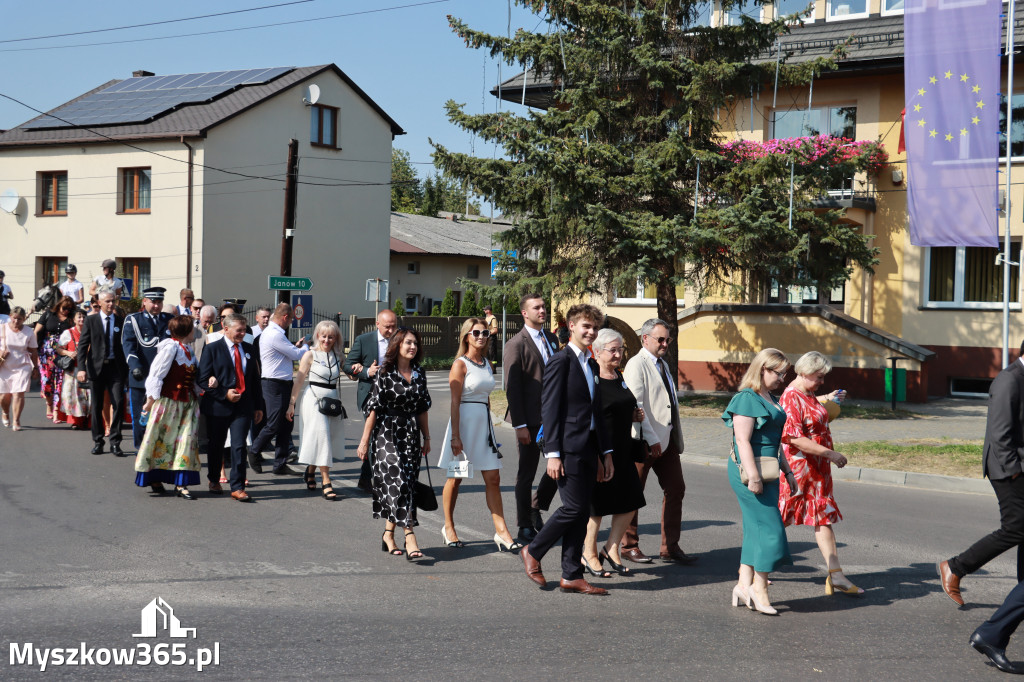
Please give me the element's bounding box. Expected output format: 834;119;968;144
145;338;197;400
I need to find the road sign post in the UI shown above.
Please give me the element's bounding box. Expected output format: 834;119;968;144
365;278;389;317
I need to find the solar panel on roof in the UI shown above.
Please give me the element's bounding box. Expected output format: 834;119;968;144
22;66;294;129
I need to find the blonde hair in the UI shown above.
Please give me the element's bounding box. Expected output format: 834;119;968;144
738;348;790;393
794;350;832;377
457;317;489;357
312;320;342;353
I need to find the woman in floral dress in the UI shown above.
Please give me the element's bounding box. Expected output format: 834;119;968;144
133;316;200;499
356;327;432;561
54;310;90;428
34;295;74;421
779;350;863;596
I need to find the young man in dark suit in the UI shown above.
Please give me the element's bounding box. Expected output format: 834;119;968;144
199;314;263;501
76;291;127;456
504;293;560;543
520;303;613;596
940;341;1024;606
343;308;397;491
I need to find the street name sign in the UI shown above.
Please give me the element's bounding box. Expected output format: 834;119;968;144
268;276;313;291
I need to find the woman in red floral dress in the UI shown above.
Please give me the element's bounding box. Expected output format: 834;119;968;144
779;351;864;596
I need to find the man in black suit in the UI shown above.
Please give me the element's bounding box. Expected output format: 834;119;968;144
199;313;263;501
940;342;1024;606
504;293;560;543
970;580;1024;673
344;308;397;490
76;291;127;456
520;303;613;596
123;286;174;449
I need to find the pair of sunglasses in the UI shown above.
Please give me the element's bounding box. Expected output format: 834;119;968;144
470;329;491;338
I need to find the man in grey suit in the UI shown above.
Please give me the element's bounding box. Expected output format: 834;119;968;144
939;342;1024;606
344;309;397;491
504;293;560;543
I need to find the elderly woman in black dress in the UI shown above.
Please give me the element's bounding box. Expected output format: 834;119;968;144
356;327;432;561
582;328;647;577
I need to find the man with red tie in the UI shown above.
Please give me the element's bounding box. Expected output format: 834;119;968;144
199;313;263;501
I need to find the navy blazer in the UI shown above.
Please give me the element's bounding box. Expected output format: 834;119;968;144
198;338;263;418
122;310;174;388
540;346;611;457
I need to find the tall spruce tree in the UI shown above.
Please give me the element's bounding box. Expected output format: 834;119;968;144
433;0;882;377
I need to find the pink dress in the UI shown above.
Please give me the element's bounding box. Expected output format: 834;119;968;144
0;324;37;393
778;386;842;527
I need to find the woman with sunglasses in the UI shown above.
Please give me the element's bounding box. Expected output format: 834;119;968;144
437;318;521;552
34;295;75;422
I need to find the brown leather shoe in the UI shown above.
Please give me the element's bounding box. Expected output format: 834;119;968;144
208;481;223;494
621;548;653;564
230;490;253;503
559;578;609;595
938;560;964;606
520;546;546;587
660;548;699;565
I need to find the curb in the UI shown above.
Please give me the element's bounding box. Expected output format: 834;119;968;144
680;453;994;496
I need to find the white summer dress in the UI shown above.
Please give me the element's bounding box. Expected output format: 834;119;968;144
297;350;345;467
437;356;502;475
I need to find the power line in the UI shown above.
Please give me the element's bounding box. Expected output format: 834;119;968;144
0;0;316;45
0;0;453;53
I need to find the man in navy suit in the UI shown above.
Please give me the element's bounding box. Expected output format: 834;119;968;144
199;314;263;501
123;286;175;449
520;303;613;596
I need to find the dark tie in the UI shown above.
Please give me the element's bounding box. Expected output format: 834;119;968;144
105;315;113;359
233;344;246;394
658;359;674;395
538;333;549;361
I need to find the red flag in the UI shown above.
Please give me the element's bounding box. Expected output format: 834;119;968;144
897;107;905;155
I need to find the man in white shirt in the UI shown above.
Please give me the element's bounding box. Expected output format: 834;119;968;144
247;302;308;475
175;289;194;316
252;306;272;339
58;264;84;304
621;318;693;565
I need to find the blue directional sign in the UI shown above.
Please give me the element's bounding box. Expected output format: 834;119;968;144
490;249;518;278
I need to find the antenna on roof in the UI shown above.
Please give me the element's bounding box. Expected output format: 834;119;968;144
0;188;20;216
302;84;320;106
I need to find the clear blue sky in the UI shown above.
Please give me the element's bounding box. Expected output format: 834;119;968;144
0;0;537;180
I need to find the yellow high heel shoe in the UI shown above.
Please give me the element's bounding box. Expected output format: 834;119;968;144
825;568;864;596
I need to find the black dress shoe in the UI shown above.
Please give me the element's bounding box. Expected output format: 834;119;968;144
660;548;699;565
531;508;545;532
272;465;301;476
248;450;263;474
111;443;126;457
970;632;1024;673
91;443;104;455
287;453;299;464
517;526;538;544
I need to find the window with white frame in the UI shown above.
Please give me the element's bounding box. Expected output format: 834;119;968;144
924;242;1021;308
826;0;868;20
720;0;762;24
776;0;815;22
771;105;857;140
613;279;686;305
999;93;1024;158
881;0;904;15
407;261;420;274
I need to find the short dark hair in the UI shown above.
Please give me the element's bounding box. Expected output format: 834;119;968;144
168;315;195;339
566;303;604;326
384;327;424;370
519;292;543;311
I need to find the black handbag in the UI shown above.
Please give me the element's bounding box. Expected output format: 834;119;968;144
414;451;438;511
55;353;75;372
310;352;346;418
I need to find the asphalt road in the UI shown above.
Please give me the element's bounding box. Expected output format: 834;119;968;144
0;371;1017;680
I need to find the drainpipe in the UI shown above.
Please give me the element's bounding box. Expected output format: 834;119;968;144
181;137;194;288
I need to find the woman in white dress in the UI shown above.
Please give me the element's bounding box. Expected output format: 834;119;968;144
438;317;522;552
287;320;345;501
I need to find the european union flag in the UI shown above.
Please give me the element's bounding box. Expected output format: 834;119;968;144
904;0;1000;247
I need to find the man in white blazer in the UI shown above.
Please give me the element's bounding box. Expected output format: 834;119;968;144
621;318;695;565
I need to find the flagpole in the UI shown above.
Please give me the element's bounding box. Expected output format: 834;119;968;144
1002;0;1017;368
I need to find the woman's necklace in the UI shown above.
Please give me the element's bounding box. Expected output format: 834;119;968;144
462;353;486;367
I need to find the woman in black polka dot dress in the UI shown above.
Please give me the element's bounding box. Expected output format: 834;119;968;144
357;327;432;560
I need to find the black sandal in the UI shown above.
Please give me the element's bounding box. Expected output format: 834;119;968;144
322;482;339;501
404;530;426;561
304;467;317;491
600;548;632;575
582;557;612;579
381;530;403;555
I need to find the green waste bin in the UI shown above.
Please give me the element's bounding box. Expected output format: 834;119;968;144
885;367;906;402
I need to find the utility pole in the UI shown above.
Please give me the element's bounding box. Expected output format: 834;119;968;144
279;138;299;305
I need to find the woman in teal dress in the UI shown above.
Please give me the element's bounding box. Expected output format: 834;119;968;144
722;348;792;616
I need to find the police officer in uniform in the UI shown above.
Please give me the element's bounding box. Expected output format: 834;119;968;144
122;286;175;448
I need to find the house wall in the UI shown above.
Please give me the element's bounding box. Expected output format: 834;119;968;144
0;140;195;308
201;71;393;317
389;253;494;314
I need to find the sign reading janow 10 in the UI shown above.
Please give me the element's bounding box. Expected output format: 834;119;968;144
268;276;313;291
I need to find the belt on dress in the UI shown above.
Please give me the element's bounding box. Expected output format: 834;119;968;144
377;408;415;419
457;401;501;458
310;381;335;389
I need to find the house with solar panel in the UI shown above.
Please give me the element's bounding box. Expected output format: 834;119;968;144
0;64;404;320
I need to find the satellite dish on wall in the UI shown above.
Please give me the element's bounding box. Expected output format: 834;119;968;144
0;188;19;215
302;84;320;106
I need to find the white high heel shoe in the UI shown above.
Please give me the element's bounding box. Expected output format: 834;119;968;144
731;584;750;608
494;534;524;553
747;589;779;616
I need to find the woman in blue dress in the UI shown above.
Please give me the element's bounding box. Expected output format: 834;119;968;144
721;348;792;616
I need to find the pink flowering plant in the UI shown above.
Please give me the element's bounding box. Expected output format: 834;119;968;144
721;136;889;176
